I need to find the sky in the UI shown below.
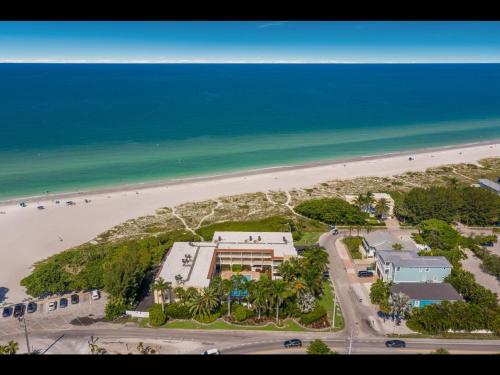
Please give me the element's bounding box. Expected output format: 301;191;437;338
1;21;500;63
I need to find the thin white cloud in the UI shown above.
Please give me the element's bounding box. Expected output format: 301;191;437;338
258;21;288;29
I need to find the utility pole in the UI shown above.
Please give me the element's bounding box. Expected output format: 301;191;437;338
348;328;353;355
332;294;337;329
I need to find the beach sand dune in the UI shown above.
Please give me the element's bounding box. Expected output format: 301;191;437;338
0;143;498;303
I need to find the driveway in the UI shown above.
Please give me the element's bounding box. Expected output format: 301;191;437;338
319;231;382;338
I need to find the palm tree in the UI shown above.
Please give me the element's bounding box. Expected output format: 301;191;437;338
277;258;300;282
392;243;403;251
248;280;269;319
375;198;390;219
88;336;107;355
365;191;376;210
221;278;233;316
230;274;249;304
150;277;170;311
390;292;412;325
0;341;19;355
302;247;329;273
188;287;219;318
269;279;291;323
353;194;365;210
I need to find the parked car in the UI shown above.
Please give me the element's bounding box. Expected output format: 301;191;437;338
91;290;100;300
13;304;25;318
2;306;13;318
48;301;57;311
323;271;330;279
482;241;494;247
59;298;68;308
70;294;80;304
357;270;374;278
27;302;37;314
201;348;220;355
385;340;406;348
284;339;302;348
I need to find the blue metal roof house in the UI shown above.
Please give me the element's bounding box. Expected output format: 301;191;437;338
390;282;463;308
376;250;452;283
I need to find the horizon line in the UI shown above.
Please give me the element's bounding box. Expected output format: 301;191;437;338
1;60;500;64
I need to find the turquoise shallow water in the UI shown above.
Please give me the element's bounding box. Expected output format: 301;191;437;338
1;64;500;199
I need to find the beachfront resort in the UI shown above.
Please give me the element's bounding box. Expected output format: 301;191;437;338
156;231;298;294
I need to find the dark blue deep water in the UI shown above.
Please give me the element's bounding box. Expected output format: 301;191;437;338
1;63;500;199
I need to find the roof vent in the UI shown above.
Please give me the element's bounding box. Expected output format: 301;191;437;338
258;236;261;241
218;236;222;241
249;235;253;241
283;236;287;243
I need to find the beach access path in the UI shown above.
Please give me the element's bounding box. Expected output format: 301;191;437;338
0;142;498;303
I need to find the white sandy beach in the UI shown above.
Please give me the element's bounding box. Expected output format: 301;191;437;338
0;142;499;303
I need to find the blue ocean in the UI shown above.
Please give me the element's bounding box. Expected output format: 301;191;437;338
1;63;500;199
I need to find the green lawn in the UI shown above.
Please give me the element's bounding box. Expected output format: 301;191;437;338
318;281;344;331
157;318;307;331
342;236;363;260
294;232;323;246
196;216;292;240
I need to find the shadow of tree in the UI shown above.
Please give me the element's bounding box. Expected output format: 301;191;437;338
0;287;9;303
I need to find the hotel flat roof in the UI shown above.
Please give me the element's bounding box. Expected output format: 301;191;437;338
157;231;297;288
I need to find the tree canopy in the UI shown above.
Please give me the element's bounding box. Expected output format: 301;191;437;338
395;186;500;226
295;198;369;226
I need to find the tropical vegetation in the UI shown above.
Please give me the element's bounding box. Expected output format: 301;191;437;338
394;186;500;226
306;339;335;354
20;229;198;320
0;341;19;355
295;198;370;226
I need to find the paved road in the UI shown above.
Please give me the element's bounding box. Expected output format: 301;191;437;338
3;324;499;354
319;230;378;338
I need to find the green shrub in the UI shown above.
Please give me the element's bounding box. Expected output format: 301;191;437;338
148;304;167;327
307;339;333;354
299;305;327;325
165;302;192;319
194;312;220;324
231;264;242;273
232;304;252;322
105;299;127;320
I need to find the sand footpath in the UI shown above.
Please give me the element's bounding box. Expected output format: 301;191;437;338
0;142;498;303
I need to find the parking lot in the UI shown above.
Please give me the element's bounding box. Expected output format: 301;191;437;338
0;291;107;337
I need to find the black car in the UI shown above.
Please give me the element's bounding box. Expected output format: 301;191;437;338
2;306;12;318
13;304;25;318
70;294;79;304
357;270;374;278
482;241;494;247
323;271;330;279
27;302;37;314
59;298;68;308
385;340;406;348
284;339;302;348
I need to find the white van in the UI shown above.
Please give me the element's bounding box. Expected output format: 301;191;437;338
48;301;57;311
91;290;100;300
201;348;220;355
